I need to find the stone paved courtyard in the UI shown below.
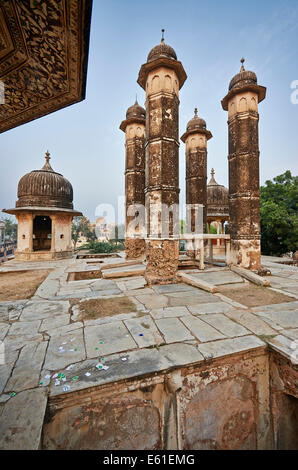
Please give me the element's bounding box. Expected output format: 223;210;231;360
0;254;297;449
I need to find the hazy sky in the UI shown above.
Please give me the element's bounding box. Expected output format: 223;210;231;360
1;0;298;223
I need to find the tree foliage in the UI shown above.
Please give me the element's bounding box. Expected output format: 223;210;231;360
71;216;94;249
260;171;298;256
2;217;17;241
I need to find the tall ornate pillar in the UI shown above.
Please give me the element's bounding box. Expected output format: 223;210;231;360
221;59;266;270
138;31;187;284
120;101;146;259
181;108;212;257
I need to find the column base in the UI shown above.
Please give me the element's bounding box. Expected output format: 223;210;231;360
145;239;179;285
125;238;146;260
227;239;261;271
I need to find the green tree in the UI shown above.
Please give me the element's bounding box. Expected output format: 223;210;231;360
260;171;298;256
3;217;17;241
71;216;92;249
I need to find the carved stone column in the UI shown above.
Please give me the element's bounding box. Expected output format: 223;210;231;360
138;31;187;284
120;101;146;259
221;59;266;270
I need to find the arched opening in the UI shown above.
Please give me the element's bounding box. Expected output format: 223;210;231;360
33;216;52;251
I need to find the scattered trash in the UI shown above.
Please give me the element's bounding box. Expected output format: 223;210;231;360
102;365;109;370
62;342;67;345
74;348;78;351
95;347;99;350
39;381;43;385
121;358;127;361
54;380;60;386
72;376;79;381
96;363;103;370
139;334;143;336
99;341;103;344
63;385;70;392
62;377;66;382
85;372;91;377
66;365;74;370
44;374;51;379
52;373;59;379
10;392;16;397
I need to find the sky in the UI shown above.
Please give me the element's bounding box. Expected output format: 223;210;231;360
1;0;298;224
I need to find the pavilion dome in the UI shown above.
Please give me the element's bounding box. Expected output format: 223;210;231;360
147;30;177;63
126;100;145;120
186;108;206;132
207;169;229;218
229;58;257;92
16;152;73;210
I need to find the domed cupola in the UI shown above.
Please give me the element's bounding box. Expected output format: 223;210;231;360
147;30;177;63
16;152;73;210
207;169;229;218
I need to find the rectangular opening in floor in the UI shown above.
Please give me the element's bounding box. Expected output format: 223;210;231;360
217;284;295;307
0;269;50;301
78;296;137;320
67;270;102;281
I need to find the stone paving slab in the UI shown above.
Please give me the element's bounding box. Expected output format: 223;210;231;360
34;279;59;299
254;309;298;328
252;301;298;313
150;306;191;319
268;335;298;364
0;388;48;449
91;279;118;291
201;313;250;337
124;316;164;347
187;271;245;286
181;316;226;342
116;277;147;291
152;283;200;294
159;343;204;367
167;291;220;307
188;302;232;315
135;294;169;310
39;313;70;332
0;361;17;394
280;328;298;341
155;317;194;343
197;335;266;360
5;342;48;393
8;320;41;336
45;321;83;337
85;321;138;358
4;333;44;352
83;311;140;327
0;323;9;341
20;300;70;321
224;310;278;336
44;327;85;370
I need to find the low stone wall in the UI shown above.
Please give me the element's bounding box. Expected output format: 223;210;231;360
41;346;298;450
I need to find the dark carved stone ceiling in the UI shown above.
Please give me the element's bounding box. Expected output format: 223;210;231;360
0;0;92;133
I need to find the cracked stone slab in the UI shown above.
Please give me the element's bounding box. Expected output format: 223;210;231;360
188;302;232;315
252;301;298;313
34;279;59;299
268;334;298;364
155;317;194;343
167;291;220;307
253;309;298;329
5;342;48;393
91;279;118;291
0;388;48;449
200;313;250;337
189;271;245;286
159;342;204;366
224;310;277;336
124;316;164;347
181;316;226;342
8;320;41;336
44;327;85;370
85;321;138;358
150;306;191;319
45;321;83;337
83;311;141;327
135;294;169;310
4;334;44;352
0;323;9;341
20;301;70;321
280;328;298;341
116;277;146;291
0;361;17;394
39;314;70;332
197;335;266;360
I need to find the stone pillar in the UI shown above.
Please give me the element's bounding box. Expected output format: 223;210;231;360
120;101;146;259
221;59;266;270
181;108;212;257
138;32;187;284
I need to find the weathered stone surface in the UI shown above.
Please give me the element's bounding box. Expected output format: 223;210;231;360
190;271;245;286
85;322;137;358
197;335;266;359
181;316;226;342
281;328;298;341
4;333;44;352
5;342;48;393
91;279;119;291
34;279;59;299
225;310;277;336
188;302;232;315
254;310;298;329
44;327;85;370
167;291;220;307
45;321;83;337
0;388;48;449
201;313;250;337
8;320;41;336
20;300;70;321
159;343;204;367
155;318;194;343
0;362;16;394
151;306;191;319
152;283;199;294
268;335;298;364
135;294;169;310
124;316;164;347
0;323;9;341
84;312;140;327
39;314;70;332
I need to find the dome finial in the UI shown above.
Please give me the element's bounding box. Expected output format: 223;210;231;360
42;150;53;172
45;150;50;163
161;28;165;42
240;57;245;72
211;168;215;177
194;107;198;116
